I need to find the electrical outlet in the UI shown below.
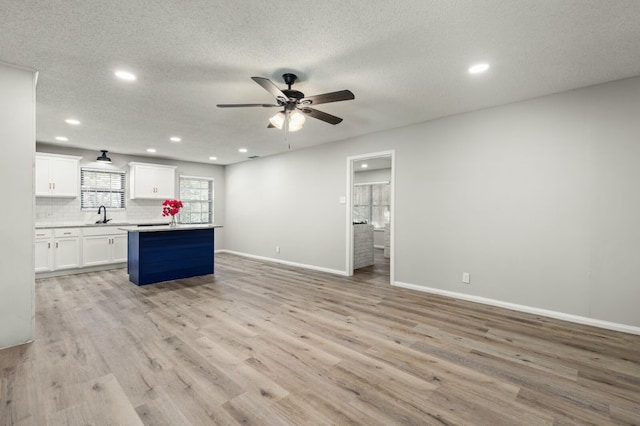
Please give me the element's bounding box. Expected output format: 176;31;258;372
276;246;280;254
462;272;470;284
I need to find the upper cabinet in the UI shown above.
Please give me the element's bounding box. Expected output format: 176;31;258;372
35;153;81;198
129;162;176;199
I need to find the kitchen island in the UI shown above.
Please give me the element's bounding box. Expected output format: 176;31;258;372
119;224;222;285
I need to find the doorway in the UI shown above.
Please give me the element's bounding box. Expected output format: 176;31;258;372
346;150;395;285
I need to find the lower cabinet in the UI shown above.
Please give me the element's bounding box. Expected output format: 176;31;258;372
35;226;128;273
82;228;128;266
34;228;81;272
34;234;53;272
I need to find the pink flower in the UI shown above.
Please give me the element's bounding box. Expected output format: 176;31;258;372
162;199;183;216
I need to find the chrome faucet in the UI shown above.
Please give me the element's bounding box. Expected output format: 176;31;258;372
96;205;111;224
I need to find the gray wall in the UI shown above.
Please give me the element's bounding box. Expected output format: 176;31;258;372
0;63;36;348
225;76;640;328
36;144;226;249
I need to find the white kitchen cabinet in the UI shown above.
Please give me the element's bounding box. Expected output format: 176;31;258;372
35;228;81;271
129;162;176;199
82;227;127;266
34;229;53;272
112;234;128;263
35;153;81;197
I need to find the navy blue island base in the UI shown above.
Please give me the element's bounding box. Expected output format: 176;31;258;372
122;225;219;286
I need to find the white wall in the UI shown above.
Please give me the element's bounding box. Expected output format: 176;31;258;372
36;143;226;249
225;76;640;328
0;63;36;348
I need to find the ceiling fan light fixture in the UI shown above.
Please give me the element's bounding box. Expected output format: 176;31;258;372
96;150;112;163
269;111;286;130
288;110;306;132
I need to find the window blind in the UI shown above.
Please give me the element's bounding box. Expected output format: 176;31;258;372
80;168;126;209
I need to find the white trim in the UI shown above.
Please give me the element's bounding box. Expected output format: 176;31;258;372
36;263;126;279
218;250;348;276
36;152;82;160
346;150;396;284
393;281;640;336
353;180;390;186
1;339;34;351
128;161;176;169
81;167;126;174
179;174;214;181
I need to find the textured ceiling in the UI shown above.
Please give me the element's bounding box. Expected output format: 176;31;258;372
2;1;640;165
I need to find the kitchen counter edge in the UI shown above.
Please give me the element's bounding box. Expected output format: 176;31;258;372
35;222;170;229
118;224;223;233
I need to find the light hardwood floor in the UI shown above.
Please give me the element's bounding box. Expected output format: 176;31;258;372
1;252;639;425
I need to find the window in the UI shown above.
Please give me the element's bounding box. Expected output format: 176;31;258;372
80;168;125;209
179;176;213;224
353;183;390;228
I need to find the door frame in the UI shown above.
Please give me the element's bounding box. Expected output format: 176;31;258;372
345;150;395;285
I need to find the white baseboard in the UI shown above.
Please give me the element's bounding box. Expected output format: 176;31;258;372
394;281;640;336
218;250;348;276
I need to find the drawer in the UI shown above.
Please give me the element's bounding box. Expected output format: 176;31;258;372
53;228;81;238
83;227;127;237
34;229;53;239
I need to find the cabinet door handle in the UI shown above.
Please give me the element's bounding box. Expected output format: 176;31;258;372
53;182;56;190
55;242;58;248
48;242;50;249
63;232;71;235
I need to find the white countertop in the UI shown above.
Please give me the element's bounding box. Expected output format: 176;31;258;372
35;220;170;229
118;224;223;233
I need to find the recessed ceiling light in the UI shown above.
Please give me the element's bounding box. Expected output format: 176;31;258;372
146;148;156;153
209;156;217;161
468;63;490;74
361;163;368;168
55;136;68;141
114;70;137;81
65;118;80;125
170;136;181;142
238;148;248;153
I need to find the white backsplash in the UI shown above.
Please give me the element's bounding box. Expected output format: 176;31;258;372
36;197;169;226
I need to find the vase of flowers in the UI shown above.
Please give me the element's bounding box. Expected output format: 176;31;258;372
162;199;183;227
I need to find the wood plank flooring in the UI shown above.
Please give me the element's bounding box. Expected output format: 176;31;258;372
1;251;639;425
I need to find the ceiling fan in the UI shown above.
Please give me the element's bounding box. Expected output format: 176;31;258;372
217;73;355;131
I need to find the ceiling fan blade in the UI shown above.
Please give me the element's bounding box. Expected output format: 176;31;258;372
217;103;279;108
251;77;289;103
299;107;343;125
299;90;354;106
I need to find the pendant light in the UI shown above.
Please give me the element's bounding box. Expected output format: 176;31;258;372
96;150;112;163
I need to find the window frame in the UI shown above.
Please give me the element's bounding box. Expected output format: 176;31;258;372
178;175;214;224
80;167;126;211
353;180;390;229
